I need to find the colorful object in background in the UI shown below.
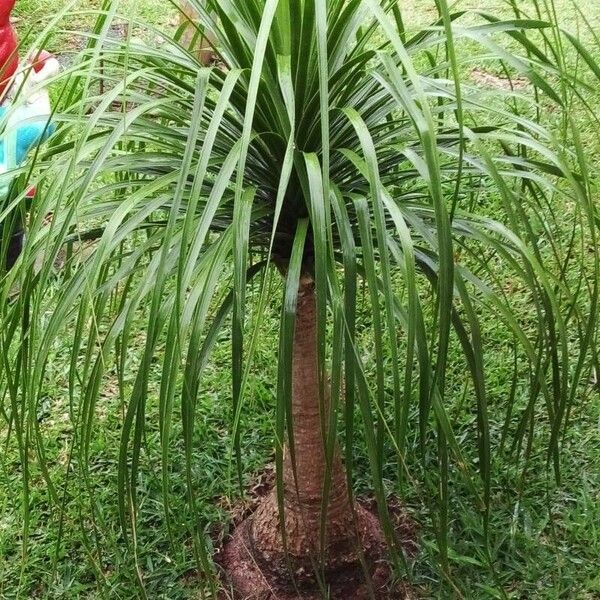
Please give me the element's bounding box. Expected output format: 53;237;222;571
0;50;59;198
0;0;59;270
0;0;17;98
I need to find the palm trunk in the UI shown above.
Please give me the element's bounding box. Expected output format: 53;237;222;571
222;281;390;598
251;280;355;565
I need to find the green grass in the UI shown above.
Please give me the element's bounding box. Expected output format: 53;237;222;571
1;273;598;599
13;0;177;58
1;0;599;598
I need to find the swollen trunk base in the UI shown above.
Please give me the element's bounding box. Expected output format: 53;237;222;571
220;500;391;599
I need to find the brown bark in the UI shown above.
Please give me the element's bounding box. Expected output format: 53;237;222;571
219;281;391;597
179;1;216;66
251;280;355;567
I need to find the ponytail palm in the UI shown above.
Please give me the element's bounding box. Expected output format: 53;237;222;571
1;0;598;597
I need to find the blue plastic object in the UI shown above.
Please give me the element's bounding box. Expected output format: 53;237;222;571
0;105;55;167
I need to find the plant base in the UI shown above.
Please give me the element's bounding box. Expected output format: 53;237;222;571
219;502;397;599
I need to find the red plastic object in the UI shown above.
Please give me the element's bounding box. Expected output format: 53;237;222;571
31;50;53;73
26;186;36;199
0;0;17;98
0;0;16;22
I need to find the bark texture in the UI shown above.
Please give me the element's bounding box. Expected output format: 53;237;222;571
251;281;355;564
221;281;391;598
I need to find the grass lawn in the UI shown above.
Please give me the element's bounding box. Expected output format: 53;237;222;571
1;0;599;599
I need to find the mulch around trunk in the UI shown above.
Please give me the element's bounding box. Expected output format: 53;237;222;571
212;466;421;600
